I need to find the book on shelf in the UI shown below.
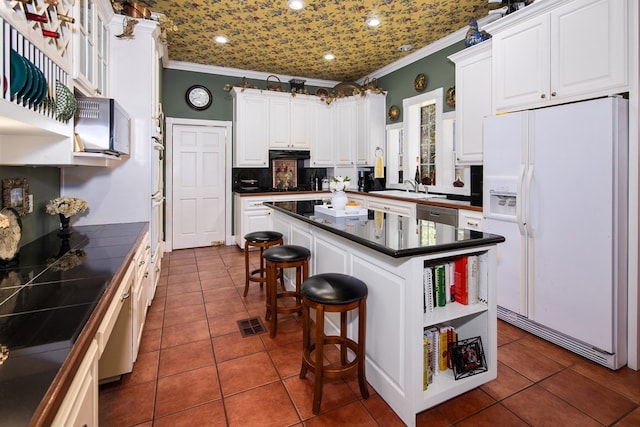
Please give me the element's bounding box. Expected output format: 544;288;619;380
467;255;479;305
427;327;440;376
454;257;468;305
478;254;488;304
439;327;448;371
448;261;456;303
424;267;434;313
423;335;430;390
434;265;447;307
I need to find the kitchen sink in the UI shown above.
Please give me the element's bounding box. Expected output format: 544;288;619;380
368;190;447;200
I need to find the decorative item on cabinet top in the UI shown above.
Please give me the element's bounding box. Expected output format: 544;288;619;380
465;18;491;47
266;75;283;91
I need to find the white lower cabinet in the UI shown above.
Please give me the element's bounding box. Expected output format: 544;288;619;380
51;340;99;427
235;193;328;247
132;233;151;359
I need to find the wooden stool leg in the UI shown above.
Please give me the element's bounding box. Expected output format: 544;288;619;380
265;260;273;321
258;246;265;288
268;261;278;338
243;241;251;297
357;300;369;399
340;311;348;365
312;303;325;414
300;300;310;379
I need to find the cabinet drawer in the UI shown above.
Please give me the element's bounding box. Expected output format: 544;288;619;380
458;210;484;231
367;197;414;217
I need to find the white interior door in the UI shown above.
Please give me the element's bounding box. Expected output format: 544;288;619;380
172;124;226;249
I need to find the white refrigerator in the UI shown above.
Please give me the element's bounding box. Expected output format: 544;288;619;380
483;97;628;369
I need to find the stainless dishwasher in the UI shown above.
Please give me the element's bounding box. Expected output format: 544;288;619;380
416;204;458;226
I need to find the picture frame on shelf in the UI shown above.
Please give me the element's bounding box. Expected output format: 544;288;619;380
451;336;488;380
2;178;30;217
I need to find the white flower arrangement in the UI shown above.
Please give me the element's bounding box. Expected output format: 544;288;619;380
46;196;89;218
329;176;350;192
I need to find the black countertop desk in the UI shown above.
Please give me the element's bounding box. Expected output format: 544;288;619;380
0;222;148;427
266;200;504;258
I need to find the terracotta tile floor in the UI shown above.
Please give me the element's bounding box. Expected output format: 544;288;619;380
99;246;640;426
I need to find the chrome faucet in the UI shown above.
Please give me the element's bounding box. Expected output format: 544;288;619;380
403;179;419;192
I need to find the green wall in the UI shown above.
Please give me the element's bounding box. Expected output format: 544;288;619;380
377;41;465;124
162;40;465;125
0;166;61;245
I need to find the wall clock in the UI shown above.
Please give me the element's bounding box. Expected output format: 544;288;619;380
185;85;212;110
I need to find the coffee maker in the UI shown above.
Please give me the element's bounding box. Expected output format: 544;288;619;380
359;168;384;192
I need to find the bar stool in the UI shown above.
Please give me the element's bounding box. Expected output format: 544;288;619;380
263;245;310;338
299;273;369;414
243;231;284;297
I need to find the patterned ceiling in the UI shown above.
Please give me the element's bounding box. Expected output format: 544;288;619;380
140;0;498;82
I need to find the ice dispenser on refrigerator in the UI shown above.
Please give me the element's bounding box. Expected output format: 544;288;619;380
484;177;518;222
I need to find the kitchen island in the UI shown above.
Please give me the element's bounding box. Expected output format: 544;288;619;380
0;222;149;427
266;200;504;427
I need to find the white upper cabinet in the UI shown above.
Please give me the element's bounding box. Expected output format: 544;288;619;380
268;92;312;149
74;0;112;97
290;97;312;149
333;98;357;166
449;40;492;164
356;92;386;166
268;93;291;148
310;99;334;167
490;0;628;113
233;88;270;167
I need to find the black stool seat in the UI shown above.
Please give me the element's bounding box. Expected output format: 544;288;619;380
263;245;311;263
301;273;368;305
245;231;283;243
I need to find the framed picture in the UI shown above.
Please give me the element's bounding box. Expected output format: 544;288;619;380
451;336;488;380
2;178;30;217
272;159;297;190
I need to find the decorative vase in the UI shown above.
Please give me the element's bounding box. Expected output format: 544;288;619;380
331;190;348;211
58;214;72;237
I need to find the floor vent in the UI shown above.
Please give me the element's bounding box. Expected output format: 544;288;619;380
237;317;266;337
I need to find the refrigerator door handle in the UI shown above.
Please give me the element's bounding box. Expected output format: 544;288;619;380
517;164;526;235
525;165;535;237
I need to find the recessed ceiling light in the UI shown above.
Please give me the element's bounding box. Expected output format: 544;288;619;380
366;15;381;27
324;53;335;61
214;35;228;44
398;44;413;52
287;0;305;10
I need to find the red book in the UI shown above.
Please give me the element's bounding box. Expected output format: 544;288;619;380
454;257;468;305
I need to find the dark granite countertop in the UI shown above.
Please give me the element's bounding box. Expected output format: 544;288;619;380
266;200;503;258
0;222;148;427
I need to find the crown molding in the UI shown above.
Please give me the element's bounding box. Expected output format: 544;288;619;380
165;61;339;88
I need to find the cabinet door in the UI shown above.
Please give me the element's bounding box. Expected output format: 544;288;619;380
52;341;99;427
493;15;550;112
245;209;273;235
455;45;491;164
234;92;269;167
356;94;386;166
290;98;311;149
333;99;356;166
311;101;334;166
269;96;291;148
550;0;628;100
